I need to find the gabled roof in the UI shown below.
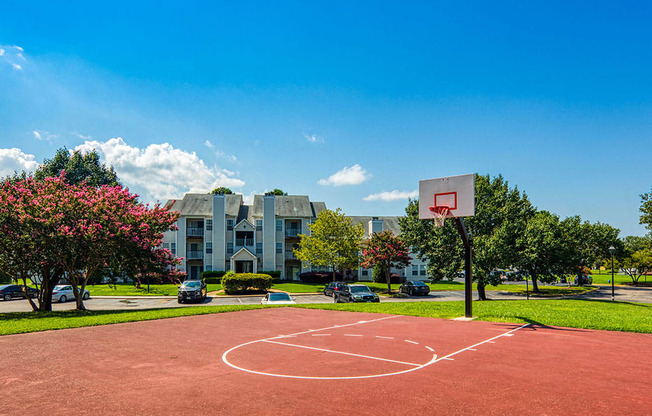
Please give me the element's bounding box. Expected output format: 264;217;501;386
347;216;402;238
165;193;243;217
231;247;256;259
252;195;324;218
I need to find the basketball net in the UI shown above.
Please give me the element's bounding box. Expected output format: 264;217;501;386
429;206;450;227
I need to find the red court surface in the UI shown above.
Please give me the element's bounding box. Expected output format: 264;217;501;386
1;308;650;415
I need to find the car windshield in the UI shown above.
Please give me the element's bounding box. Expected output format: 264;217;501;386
0;285;11;290
350;286;370;293
412;281;427;286
54;285;68;290
269;293;291;301
183;281;201;288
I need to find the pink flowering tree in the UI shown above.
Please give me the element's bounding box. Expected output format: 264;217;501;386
361;231;411;294
0;173;180;311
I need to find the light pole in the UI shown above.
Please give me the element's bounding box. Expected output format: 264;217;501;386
609;246;616;301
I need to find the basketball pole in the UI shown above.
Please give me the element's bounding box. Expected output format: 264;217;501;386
454;217;473;318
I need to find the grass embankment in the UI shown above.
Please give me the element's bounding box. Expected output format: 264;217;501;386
2;299;650;336
86;282;595;297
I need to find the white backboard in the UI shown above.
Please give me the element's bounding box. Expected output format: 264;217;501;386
419;174;475;219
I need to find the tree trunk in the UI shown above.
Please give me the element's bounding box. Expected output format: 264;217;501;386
332;267;336;282
477;282;487;300
385;267;391;294
531;272;540;293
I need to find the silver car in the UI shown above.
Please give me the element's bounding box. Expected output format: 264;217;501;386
52;285;90;303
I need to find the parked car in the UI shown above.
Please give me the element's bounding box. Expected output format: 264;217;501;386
399;280;431;296
334;284;380;303
261;292;296;305
52;285;90;303
0;284;38;301
177;279;207;303
323;282;346;297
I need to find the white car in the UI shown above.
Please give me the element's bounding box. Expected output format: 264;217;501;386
261;292;296;305
52;285;90;303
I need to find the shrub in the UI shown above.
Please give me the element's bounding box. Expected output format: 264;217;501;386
373;266;405;283
222;273;273;294
262;270;282;279
201;270;227;284
299;271;343;284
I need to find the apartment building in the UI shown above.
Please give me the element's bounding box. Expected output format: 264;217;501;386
162;193;428;281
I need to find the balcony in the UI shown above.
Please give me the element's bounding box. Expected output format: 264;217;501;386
285;251;298;260
235;238;254;247
285;228;301;237
186;250;204;260
186;227;204;237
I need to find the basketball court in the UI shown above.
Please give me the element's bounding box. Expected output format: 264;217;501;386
1;307;650;415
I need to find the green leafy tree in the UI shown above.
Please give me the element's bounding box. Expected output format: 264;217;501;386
266;188;288;196
211;187;233;195
640;188;652;232
619;236;652;284
361;231;411;294
294;208;364;281
34;147;120;187
516;211;571;292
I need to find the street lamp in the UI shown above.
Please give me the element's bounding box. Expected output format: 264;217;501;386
609;245;616;301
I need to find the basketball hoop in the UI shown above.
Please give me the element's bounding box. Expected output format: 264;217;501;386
429;206;450;227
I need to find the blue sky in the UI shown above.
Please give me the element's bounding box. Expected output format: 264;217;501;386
0;1;650;236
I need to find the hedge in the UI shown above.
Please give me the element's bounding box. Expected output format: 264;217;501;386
222;273;273;294
262;270;282;279
201;270;228;284
299;271;343;284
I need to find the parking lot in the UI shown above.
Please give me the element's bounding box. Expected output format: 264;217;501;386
1;284;650;313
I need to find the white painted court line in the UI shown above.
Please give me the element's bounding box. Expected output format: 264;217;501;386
269;315;399;340
264;340;423;367
425;346;434;352
430;324;531;365
376;336;394;340
404;340;419;345
312;334;330;337
344;334;363;337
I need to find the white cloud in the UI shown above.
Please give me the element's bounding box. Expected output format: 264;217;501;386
75;138;245;202
304;133;324;143
204;140;214;148
33;130;57;142
364;190;418;202
318;164;371;186
0;148;39;177
0;45;25;70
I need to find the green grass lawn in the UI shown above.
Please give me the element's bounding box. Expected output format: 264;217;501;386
87;283;222;296
1;299;650;336
590;271;648;285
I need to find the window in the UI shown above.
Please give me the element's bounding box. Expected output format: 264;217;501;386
412;265;419;276
162;242;169;249
206;242;212;254
206;219;212;231
361;270;369;276
256;220;263;231
227;219;234;230
256;242;263;254
205;264;212;271
170;243;176;256
227;242;233;254
276;243;282;254
420;265;426;276
276;219;282;232
225;261;230;271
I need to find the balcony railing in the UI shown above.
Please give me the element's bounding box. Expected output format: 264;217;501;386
235;238;254;247
285;251;297;260
186;250;204;260
187;227;204;237
285;228;301;237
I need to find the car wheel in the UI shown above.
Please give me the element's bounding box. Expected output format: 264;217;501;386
333;295;339;303
178;299;183;304
82;292;90;300
59;295;67;303
3;294;11;301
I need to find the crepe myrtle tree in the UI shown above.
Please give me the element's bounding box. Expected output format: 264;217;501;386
0;173;180;311
361;231;411;294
